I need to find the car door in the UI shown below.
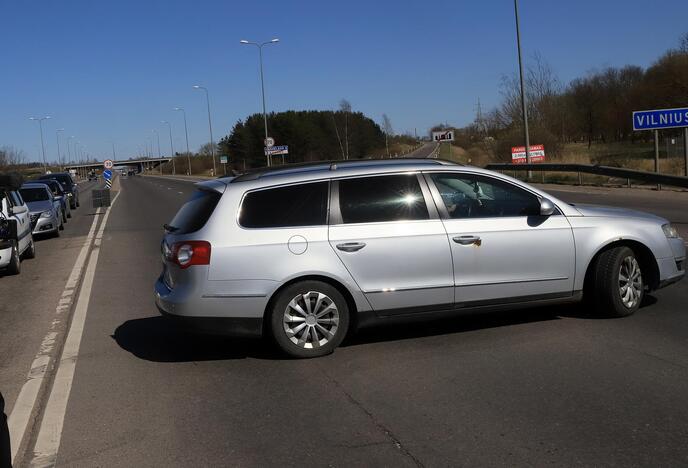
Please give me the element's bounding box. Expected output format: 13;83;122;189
9;191;30;251
328;173;454;314
425;171;575;307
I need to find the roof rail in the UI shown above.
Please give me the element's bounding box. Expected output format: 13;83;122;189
230;158;456;183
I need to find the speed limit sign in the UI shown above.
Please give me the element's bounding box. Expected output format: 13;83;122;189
104;159;114;169
264;137;275;147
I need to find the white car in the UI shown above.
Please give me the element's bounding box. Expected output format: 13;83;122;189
0;174;35;275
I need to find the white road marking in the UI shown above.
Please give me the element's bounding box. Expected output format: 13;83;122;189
29;190;121;467
178;191;183;194
8;207;102;464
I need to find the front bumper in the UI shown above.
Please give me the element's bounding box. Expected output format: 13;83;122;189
154;275;263;337
31;215;58;235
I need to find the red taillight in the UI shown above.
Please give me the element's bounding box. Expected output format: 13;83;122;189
171;241;211;269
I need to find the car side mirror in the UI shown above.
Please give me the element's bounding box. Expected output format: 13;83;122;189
7;207;14;217
540;198;555;216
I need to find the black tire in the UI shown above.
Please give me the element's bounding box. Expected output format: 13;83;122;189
67;211;72;219
269;281;350;358
76;198;80;207
24;238;36;260
62;209;68;223
6;241;21;275
589;246;643;317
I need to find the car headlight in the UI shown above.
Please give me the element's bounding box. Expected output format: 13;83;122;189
67;192;73;197
40;210;52;218
662;223;680;238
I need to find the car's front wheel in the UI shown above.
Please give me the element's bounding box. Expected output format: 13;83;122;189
269;281;350;358
590;246;643;317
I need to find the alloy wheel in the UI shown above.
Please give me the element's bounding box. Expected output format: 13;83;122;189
619;256;642;308
283;291;340;349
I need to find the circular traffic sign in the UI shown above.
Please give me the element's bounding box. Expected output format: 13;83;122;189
264;137;275;147
104;159;114;169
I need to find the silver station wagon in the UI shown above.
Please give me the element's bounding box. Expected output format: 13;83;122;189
155;159;685;358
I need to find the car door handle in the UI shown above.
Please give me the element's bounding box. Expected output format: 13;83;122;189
452;235;481;246
336;242;366;252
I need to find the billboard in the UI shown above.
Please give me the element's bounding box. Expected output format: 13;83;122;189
511;144;545;163
432;130;454;142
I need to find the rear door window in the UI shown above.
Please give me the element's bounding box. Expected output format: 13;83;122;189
240;181;329;228
168;189;222;234
337;174;429;224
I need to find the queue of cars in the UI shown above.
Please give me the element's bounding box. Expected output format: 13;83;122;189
0;172;81;275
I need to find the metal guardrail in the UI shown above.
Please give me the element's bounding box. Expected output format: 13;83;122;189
485;163;688;189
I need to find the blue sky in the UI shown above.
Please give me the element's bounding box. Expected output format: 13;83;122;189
1;0;687;163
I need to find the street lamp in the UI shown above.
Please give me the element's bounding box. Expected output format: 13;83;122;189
29;115;51;172
240;37;280;167
173;107;192;175
162;121;176;175
67;136;75;164
56;128;65;170
513;0;532;178
193;85;216;175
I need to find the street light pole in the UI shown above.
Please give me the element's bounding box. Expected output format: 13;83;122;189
514;0;532;179
29;116;51;172
174;107;191;175
193;85;216;176
162;120;176;175
67;136;74;164
56;128;64;170
240;38;279;167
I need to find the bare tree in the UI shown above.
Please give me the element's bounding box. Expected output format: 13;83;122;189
382;114;393;158
680;32;688;53
332;112;346;159
339;99;352;159
0;146;25;168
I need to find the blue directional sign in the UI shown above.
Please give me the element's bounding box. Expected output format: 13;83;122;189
103;169;113;180
633;107;688;131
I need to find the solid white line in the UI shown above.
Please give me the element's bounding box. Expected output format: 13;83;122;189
7;207;102;465
30;190;121;467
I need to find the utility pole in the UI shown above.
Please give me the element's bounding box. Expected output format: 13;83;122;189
514;0;532;179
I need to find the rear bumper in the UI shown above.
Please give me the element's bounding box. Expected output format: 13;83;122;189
154;276;263;337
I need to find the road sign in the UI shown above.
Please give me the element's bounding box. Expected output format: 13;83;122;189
633;107;688;131
103;169;113;180
264;137;275;147
264;145;289;156
432;130;454;142
220;155;228;164
511;144;546;163
104;159;114;169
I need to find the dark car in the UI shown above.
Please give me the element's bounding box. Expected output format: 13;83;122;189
38;173;79;209
33;179;71;222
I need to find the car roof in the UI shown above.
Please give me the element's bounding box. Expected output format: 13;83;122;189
21;183;51;190
229;158;456;183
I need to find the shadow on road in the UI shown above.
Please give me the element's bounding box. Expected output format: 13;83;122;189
112;316;280;362
114;305;575;362
344;306;564;347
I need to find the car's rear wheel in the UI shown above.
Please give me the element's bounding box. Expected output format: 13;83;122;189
269;281;349;358
6;241;21;275
590;246;643;317
62;209;68;223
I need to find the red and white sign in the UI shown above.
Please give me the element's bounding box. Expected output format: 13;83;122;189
103;159;114;169
511;144;545;163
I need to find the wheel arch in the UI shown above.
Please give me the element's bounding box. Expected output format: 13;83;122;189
262;274;360;337
583;239;660;292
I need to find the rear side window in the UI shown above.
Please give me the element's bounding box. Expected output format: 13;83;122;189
338;174;429;224
240;181;329;228
169;189;222;234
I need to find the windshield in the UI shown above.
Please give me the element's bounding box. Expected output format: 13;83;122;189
40;174;74;189
20;187;50;202
168;189;221;234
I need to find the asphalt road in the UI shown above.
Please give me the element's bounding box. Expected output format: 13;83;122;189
3;175;688;467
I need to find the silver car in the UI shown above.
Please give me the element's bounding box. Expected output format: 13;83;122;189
155;159;686;358
19;183;64;237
